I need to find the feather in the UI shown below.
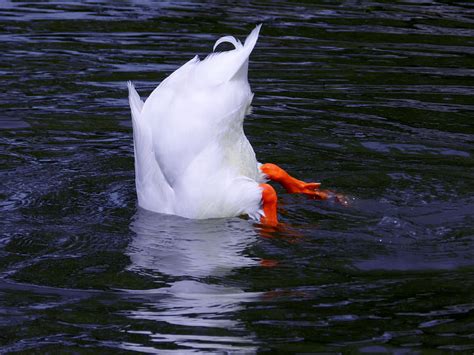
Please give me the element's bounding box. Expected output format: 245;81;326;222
213;35;243;52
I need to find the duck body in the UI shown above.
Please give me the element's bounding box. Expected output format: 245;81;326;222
128;25;264;220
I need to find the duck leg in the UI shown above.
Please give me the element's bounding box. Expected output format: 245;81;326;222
260;163;329;200
259;183;278;226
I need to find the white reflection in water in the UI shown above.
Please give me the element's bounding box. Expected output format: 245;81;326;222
124;209;262;351
128;208;260;278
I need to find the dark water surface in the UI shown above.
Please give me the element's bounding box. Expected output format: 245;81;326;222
1;0;474;352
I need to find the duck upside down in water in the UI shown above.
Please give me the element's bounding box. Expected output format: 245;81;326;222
128;25;336;226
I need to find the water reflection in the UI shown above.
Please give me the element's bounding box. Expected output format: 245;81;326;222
124;209;261;350
128;208;260;278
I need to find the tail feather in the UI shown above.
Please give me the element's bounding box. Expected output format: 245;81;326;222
243;24;262;53
199;24;262;84
213;36;243;52
227;24;262;82
212;23;262;53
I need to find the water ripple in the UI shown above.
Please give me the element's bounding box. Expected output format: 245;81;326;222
0;0;473;352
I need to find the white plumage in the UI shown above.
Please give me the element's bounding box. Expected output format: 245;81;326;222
128;25;265;220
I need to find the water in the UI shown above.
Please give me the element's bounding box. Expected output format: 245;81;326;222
1;0;473;352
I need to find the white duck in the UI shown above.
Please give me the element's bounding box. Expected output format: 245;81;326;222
128;25;329;225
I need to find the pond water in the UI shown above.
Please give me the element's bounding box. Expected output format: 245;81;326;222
1;0;473;352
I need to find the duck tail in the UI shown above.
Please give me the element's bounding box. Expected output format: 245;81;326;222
213;36;243;52
212;23;262;53
228;24;262;82
243;24;262;54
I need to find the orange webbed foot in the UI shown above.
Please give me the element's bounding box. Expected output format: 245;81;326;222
285;180;326;199
261;163;326;199
289;182;350;205
260;163;349;205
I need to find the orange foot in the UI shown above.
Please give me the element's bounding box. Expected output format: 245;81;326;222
260;163;329;200
259;183;278;226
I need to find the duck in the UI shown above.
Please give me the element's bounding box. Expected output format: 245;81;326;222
128;24;330;226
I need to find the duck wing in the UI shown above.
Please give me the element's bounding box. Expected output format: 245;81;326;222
128;81;174;213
